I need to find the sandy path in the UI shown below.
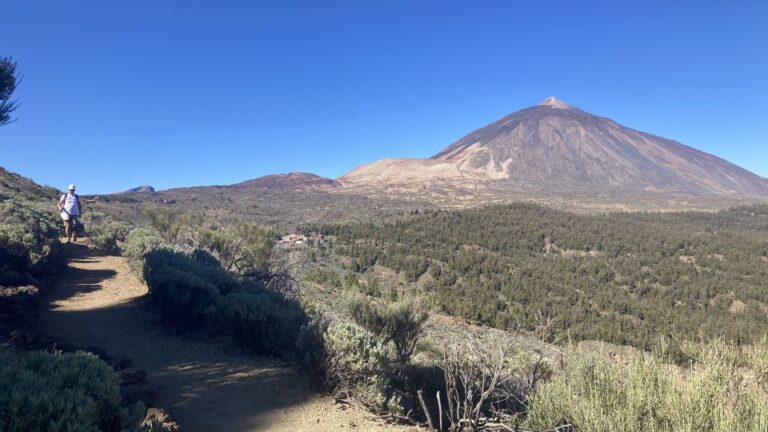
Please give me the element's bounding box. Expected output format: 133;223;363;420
41;242;414;432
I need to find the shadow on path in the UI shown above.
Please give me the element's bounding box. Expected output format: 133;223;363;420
40;242;343;432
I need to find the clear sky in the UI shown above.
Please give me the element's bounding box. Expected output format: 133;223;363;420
2;1;767;194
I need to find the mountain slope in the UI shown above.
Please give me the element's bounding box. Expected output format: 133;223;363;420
233;172;340;191
340;97;768;197
0;167;59;202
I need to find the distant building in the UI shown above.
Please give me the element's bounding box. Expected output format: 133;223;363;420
279;234;308;245
278;233;326;246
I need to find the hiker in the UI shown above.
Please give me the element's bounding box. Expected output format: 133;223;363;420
58;184;82;243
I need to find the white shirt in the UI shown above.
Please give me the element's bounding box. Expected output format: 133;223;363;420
60;193;80;216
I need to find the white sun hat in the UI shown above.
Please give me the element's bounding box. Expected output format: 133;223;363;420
68;184;76;190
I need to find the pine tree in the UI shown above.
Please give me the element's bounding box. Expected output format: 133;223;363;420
0;57;19;126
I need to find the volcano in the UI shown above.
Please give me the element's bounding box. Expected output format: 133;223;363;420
339;97;768;197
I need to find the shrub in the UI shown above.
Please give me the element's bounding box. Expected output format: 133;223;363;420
145;207;186;244
143;249;224;329
0;348;139;432
222;286;307;356
525;340;768;432
346;293;428;365
142;248;307;355
323;321;402;414
190;222;275;274
295;314;330;385
125;222;309;359
83;212;133;255
122;228;168;278
0;199;61;285
305;268;342;288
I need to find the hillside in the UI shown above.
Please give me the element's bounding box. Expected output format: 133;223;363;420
0;167;59;203
5;166;768;430
340;97;768;199
96;180;431;232
308;203;768;349
233;172;340;190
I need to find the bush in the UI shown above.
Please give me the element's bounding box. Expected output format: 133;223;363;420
295;314;330;385
525;340;768;432
122;228;168;278
145;207;185;244
190;222;275;274
0;348;140;432
305;268;342;288
82;212;133;255
126;221;309;358
142;248;307;355
346;293;428;365
323;321;402;414
143;249;226;329
0;199;61;285
222;286;307;356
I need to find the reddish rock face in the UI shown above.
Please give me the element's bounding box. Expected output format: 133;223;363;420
341;97;768;197
234;172;341;191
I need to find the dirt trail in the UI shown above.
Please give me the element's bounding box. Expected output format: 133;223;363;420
41;242;413;432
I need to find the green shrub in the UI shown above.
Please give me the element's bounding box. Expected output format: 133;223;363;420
361;276;382;298
0;199;61;285
0;348;137;432
143;249;224;329
346;293;428;365
191;222;275;274
222;287;306;355
295;314;330;385
525;340;768;432
122;228;168;278
323;321;402;414
142;248;308;355
145;207;186;244
305;268;342;288
324;321;391;375
82;212;133;255
125;222;309;357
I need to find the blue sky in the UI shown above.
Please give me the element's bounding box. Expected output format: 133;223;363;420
2;1;767;194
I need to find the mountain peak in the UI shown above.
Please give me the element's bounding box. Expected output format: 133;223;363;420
539;96;571;109
343;98;768;197
124;185;155;193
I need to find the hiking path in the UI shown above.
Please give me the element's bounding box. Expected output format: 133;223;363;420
41;242;413;432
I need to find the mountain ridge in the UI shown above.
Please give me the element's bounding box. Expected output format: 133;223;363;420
97;98;768;214
123;185;156;194
234;172;341;190
340;97;768;197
